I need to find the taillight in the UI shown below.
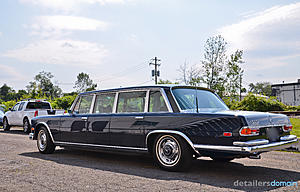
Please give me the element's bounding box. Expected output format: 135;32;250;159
239;127;260;136
223;132;232;137
283;125;293;132
34;110;38;117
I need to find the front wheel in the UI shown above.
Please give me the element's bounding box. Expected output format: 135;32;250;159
3;118;10;131
37;127;55;154
23;118;30;133
153;134;193;172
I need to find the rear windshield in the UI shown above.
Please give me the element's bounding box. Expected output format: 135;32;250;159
26;102;51;109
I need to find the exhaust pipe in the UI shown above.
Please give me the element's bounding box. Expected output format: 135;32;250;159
248;154;261;159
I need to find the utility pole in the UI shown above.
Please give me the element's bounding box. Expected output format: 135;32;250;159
149;57;161;84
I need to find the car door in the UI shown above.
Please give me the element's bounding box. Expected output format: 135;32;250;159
59;94;94;143
86;92;115;145
110;90;147;147
7;103;20;125
16;102;25;126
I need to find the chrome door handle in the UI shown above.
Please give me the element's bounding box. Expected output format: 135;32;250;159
135;116;144;120
81;117;88;121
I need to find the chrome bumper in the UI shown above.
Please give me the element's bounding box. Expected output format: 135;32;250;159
29;133;34;140
194;135;299;154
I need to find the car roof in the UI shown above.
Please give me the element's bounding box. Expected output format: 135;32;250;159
79;84;214;95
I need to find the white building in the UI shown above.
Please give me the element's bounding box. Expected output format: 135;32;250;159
271;79;300;106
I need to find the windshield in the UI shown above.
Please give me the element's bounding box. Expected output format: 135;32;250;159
172;88;228;112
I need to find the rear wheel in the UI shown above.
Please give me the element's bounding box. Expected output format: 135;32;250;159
153;134;193;171
3;118;10;131
23;118;30;133
37;127;55;154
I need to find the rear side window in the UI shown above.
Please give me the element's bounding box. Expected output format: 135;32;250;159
149;91;168;112
26;102;51;109
94;93;115;113
117;91;146;113
78;95;93;114
18;102;25;111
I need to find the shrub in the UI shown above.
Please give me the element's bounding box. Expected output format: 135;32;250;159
51;95;77;110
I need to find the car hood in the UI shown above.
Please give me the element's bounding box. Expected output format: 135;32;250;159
215;110;290;127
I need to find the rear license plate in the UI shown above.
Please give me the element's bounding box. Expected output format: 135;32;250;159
266;128;280;142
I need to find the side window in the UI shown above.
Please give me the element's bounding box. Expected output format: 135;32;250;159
73;97;81;113
18;102;25;111
94;93;115;113
117;91;146;113
12;103;20;111
149;91;168;112
78;95;94;114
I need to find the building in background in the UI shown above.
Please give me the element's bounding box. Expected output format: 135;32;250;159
271;79;300;106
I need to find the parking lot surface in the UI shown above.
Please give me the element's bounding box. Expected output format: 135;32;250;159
0;128;299;192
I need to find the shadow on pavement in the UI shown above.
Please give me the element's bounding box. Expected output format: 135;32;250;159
20;148;300;191
0;128;28;135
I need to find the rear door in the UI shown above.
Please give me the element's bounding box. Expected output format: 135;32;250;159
59;94;94;143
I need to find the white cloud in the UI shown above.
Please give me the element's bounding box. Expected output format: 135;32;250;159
29;15;109;37
2;39;108;67
0;64;26;81
20;0;127;11
0;32;2;36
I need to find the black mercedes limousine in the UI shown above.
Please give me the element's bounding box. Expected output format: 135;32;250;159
29;85;298;171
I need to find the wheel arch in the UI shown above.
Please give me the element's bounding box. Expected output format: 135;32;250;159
145;130;199;155
33;122;54;143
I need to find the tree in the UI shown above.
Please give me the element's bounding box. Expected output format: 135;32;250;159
26;71;62;99
201;35;227;97
74;72;97;93
248;82;272;96
225;50;244;99
178;61;201;86
0;84;16;101
158;79;179;84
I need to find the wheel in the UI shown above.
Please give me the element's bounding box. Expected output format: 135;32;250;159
37;127;55;154
153;134;193;171
23;118;30;133
211;157;234;162
3;117;10;131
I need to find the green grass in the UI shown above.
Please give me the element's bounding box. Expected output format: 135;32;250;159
290;118;300;138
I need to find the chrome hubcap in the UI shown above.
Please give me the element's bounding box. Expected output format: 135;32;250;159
156;136;181;166
38;130;47;151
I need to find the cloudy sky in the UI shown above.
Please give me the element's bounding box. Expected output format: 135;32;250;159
0;0;299;92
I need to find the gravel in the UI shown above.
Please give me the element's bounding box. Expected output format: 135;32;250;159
0;128;300;192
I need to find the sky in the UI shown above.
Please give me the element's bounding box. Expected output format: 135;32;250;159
0;0;300;92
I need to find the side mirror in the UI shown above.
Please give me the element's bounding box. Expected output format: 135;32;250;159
67;109;73;114
8;108;12;111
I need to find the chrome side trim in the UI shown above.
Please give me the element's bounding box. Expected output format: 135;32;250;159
160;88;173;112
54;141;148;151
233;139;269;147
146;130;199;155
280;135;297;141
35;122;55;143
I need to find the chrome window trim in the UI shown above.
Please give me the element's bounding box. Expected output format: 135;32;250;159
146;130;199;155
112;92;119;113
144;90;150;112
90;94;96;114
70;95;81;113
54;141;148;151
160;88;173;112
169;87;183;112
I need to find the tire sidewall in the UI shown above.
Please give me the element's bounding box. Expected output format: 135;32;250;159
153;134;192;171
37;127;55;154
23;118;30;133
3;118;10;131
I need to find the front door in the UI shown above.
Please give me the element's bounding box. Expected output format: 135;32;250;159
59;94;93;143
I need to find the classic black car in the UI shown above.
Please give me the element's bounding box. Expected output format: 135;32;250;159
29;85;298;171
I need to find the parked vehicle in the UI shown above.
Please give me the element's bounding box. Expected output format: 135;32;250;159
3;99;64;133
0;110;4;126
29;85;298;171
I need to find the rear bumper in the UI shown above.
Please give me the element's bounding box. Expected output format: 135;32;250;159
194;135;298;155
